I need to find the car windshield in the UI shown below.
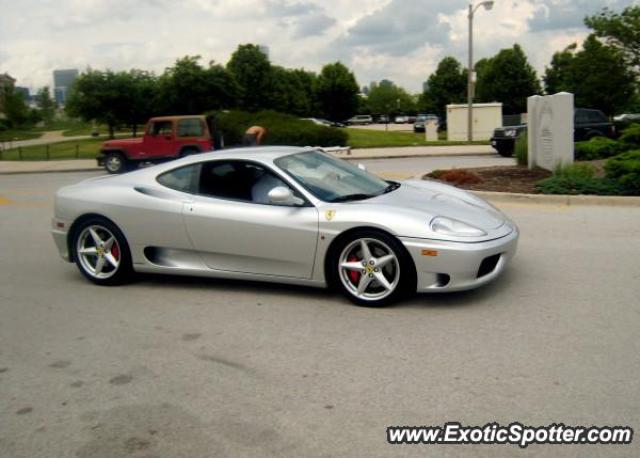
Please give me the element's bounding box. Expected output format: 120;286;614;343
275;150;398;203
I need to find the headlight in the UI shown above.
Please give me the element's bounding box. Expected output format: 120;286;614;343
505;129;517;137
430;216;487;237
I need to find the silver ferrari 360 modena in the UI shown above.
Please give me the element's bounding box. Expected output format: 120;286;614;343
52;147;518;306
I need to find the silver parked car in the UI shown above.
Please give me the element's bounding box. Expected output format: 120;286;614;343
52;147;518;306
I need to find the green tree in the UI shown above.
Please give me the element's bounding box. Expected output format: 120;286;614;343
2;85;29;127
156;56;238;116
418;57;467;118
266;67;318;116
585;6;640;69
557;35;635;115
367;82;415;116
66;70;133;138
34;87;56;126
543;43;578;94
476;44;541;114
227;44;271;112
315;62;360;122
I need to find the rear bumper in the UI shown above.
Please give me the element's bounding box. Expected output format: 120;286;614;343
401;226;519;293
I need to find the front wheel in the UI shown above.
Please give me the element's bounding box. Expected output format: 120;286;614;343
104;152;129;174
71;218;133;285
328;230;416;307
496;146;514;157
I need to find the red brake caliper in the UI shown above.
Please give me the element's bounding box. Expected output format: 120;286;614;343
111;243;120;261
348;255;360;284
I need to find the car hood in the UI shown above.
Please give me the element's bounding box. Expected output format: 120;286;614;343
369;180;505;231
103;137;143;147
321;179;513;242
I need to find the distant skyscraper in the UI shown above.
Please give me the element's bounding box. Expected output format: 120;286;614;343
422;81;429;93
53;68;78;106
258;45;270;58
379;79;394;88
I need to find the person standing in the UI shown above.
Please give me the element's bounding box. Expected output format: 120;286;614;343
243;125;267;146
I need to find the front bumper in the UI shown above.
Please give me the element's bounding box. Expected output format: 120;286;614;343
51;218;72;262
490;137;515;151
401;226;518;293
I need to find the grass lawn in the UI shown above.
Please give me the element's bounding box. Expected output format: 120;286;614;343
0;137;104;161
347;128;489;149
0;130;43;142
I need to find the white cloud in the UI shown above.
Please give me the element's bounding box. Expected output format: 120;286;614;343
0;0;636;93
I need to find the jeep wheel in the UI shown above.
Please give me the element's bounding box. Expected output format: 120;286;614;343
104;152;128;174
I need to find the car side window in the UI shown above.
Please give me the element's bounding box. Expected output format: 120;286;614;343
177;119;204;137
575;111;589;124
157;164;201;193
588;110;607;123
150;121;173;136
197;160;299;205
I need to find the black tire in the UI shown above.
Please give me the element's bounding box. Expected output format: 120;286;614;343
104;152;129;174
70;217;133;286
496;146;514;158
327;229;417;307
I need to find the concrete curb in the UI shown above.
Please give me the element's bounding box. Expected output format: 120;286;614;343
473;190;640;207
339;151;496;160
0;167;100;176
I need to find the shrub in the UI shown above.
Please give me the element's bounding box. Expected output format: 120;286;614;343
536;176;630;195
574;137;628;161
514;132;528;166
604;150;640;193
428;168;482;186
209;110;348;148
619;123;640;147
554;162;596;179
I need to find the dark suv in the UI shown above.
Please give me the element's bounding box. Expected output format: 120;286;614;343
491;108;616;157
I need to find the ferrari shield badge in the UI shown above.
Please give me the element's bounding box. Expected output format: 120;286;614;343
325;210;336;221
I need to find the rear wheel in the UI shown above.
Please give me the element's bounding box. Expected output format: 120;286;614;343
71;217;132;285
328;230;416;307
104;152;129;174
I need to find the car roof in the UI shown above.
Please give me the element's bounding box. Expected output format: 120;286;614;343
149;115;207;122
179;146;315;165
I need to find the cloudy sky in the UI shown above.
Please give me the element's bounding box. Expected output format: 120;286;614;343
0;0;638;93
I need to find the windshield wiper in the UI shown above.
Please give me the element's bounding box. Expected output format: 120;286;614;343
382;182;401;194
330;193;374;203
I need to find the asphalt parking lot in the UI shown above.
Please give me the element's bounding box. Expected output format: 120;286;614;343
1;170;639;457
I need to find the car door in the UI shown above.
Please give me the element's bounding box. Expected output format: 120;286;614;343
183;160;319;279
145;120;178;158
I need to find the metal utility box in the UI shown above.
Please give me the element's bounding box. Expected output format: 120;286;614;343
446;103;503;141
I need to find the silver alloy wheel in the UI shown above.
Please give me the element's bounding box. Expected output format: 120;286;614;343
338;238;400;302
105;155;123;173
76;225;121;280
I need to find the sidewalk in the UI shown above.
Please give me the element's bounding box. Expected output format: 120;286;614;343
0;145;497;175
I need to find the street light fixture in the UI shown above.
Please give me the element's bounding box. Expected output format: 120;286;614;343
467;1;494;142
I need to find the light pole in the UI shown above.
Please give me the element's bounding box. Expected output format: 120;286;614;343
467;1;494;142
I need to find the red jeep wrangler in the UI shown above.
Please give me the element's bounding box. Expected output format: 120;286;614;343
98;115;218;173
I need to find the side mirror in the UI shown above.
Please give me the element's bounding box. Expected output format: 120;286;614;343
268;186;304;206
357;163;367;171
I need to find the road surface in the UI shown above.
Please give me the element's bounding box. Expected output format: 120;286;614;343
0;171;638;458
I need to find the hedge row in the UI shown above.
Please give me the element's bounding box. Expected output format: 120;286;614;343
209;110;348;148
574;123;640;161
